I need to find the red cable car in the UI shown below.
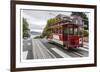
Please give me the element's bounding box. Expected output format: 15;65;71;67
47;20;83;49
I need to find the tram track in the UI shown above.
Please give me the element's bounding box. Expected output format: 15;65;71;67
71;51;83;57
37;39;57;58
40;39;63;58
41;39;87;57
46;39;88;57
31;39;89;59
62;47;88;57
66;48;86;57
32;39;57;59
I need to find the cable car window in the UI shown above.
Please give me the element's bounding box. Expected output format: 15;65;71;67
64;25;78;36
64;27;73;35
74;28;78;35
69;28;73;35
64;28;68;34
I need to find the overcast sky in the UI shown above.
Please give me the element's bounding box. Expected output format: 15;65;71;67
22;9;89;33
22;9;72;33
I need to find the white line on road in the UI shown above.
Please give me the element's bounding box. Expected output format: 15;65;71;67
72;51;84;57
79;47;89;52
32;39;56;59
36;40;46;59
37;40;56;58
32;39;38;59
51;48;71;58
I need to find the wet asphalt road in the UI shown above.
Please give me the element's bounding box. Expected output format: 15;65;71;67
23;38;89;59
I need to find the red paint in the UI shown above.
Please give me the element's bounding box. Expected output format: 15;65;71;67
48;23;82;48
58;34;80;47
66;36;80;47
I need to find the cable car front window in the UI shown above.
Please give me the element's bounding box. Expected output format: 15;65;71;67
74;28;78;35
64;27;73;36
69;28;73;35
64;27;78;36
64;28;68;36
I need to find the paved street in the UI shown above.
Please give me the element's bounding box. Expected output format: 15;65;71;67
23;38;89;60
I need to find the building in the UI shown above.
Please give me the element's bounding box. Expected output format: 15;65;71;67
56;14;84;26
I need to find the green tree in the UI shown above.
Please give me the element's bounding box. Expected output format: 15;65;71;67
79;30;88;37
23;18;30;38
42;17;60;37
71;12;88;30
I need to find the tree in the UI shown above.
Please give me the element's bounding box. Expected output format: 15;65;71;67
42;17;60;37
71;12;88;30
23;18;30;38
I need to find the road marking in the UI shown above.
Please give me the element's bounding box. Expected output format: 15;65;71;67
37;40;56;58
36;40;46;59
33;39;43;59
79;47;89;52
72;51;84;57
32;39;38;59
51;48;71;58
32;39;56;59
